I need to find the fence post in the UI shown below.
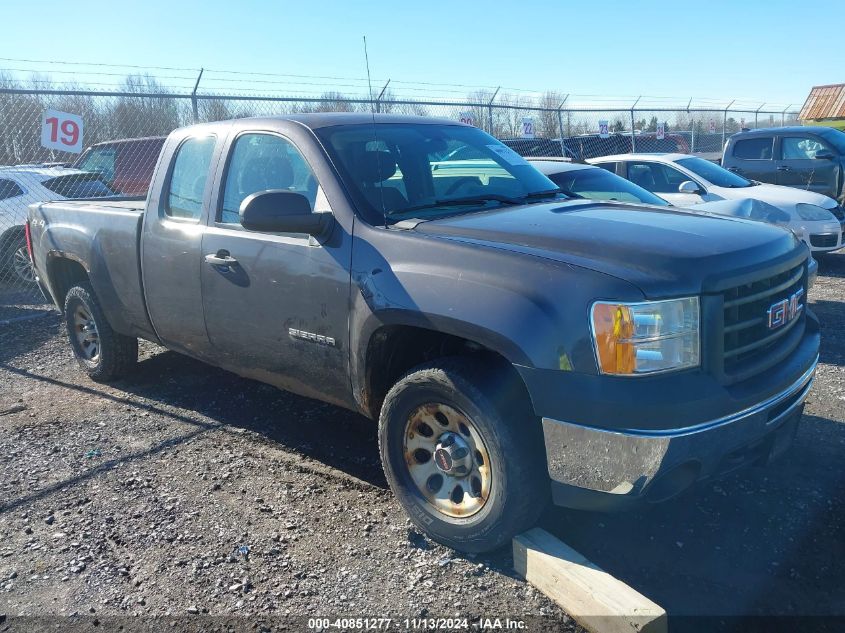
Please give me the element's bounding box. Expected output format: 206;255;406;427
375;79;390;114
630;96;641;153
781;104;792;126
722;100;734;150
191;68;204;123
687;97;694;152
487;87;500;136
557;94;569;157
755;103;765;129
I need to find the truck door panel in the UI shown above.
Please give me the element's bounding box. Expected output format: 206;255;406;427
727;136;775;182
776;134;838;197
200;132;352;406
142;134;221;358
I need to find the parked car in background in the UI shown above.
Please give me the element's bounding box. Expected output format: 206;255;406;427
722;126;845;206
529;158;820;283
591;153;844;253
528;158;672;206
72;136;166;196
503;132;689;161
28;114;819;552
0;166;115;283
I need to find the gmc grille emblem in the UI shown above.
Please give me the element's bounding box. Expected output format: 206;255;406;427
767;288;804;330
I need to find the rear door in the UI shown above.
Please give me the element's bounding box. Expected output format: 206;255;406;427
725;136;775;182
199;130;352;406
141;133;221;359
775;133;838;197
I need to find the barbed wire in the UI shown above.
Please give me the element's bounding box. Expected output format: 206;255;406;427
0;56;802;111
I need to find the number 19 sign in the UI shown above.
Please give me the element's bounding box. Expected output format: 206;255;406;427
41;109;83;154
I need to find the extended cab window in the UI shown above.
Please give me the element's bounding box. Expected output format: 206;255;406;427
166;136;216;220
0;178;24;200
220;133;324;224
733;137;773;160
781;136;828;160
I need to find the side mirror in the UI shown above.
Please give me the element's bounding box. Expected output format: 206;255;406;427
678;180;703;195
239;190;333;236
813;151;835;161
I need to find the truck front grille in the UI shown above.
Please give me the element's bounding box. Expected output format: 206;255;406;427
721;262;806;377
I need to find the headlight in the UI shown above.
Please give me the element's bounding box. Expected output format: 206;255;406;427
795;203;836;221
590;297;700;375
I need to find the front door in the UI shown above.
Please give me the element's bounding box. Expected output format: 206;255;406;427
200;132;352;406
776;134;838;198
624;161;705;206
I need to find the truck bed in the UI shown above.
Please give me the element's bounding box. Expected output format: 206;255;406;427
29;197;156;341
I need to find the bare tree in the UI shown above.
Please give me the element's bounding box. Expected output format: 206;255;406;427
110;74;181;138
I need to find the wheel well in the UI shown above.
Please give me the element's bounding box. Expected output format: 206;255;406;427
363;325;531;420
46;257;89;307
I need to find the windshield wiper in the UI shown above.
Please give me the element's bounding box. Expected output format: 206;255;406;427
396;194;523;215
519;187;582;200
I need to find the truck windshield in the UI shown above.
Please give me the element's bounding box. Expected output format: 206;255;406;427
316;123;562;224
676;156;754;188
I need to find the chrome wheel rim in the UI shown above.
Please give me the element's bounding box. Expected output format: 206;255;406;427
13;246;35;284
404;403;492;518
73;306;100;361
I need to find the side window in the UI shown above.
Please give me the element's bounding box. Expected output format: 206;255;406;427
626;162;689;194
165;136;216;221
595;162;618;174
782;137;828;160
220;133;324;224
0;178;24;200
733;137;774;160
77;148;116;183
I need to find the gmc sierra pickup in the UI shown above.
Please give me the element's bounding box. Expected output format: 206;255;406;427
28;114;820;553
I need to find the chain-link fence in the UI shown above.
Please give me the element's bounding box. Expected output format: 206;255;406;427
0;86;800;312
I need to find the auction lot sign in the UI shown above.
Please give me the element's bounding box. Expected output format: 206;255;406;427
41;109;84;153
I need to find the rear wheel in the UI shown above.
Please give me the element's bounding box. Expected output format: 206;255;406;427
64;282;138;381
379;358;548;553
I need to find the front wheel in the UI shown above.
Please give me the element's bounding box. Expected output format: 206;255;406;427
64;282;138;382
379;358;548;553
1;233;35;285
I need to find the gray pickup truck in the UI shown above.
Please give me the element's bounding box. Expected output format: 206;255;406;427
28;114;820;553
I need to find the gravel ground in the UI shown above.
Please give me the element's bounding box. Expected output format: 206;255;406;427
0;295;576;631
1;253;844;631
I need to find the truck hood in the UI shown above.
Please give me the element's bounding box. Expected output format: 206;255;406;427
413;200;803;297
709;182;837;210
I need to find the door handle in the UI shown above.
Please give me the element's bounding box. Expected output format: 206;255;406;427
205;251;238;268
777;166;792;172
727;167;741;173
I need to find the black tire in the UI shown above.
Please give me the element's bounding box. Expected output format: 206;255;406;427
1;230;35;285
379;357;548;553
64;282;138;382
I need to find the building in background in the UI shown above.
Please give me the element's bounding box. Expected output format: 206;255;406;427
799;84;845;130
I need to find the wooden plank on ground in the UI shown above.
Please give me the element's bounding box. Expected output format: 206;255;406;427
513;527;667;633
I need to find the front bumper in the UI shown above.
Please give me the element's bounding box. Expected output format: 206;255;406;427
542;357;817;511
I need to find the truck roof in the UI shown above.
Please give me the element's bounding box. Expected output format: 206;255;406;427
178;112;470;134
